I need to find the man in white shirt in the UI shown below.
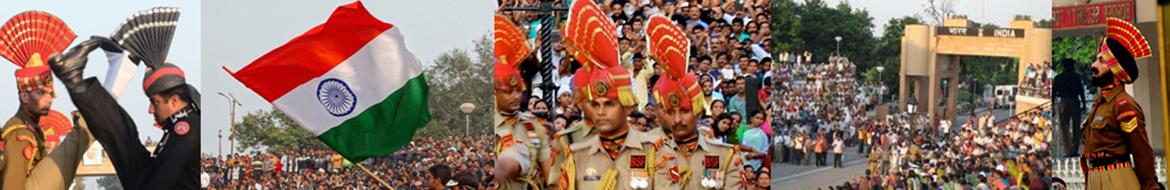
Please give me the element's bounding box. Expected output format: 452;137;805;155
281;152;291;173
230;165;240;182
201;167;210;189
832;136;844;168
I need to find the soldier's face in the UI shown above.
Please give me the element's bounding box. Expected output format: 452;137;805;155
494;87;523;113
20;89;52;115
148;94;181;123
1091;55;1108;78
581;97;632;134
660;106;698;140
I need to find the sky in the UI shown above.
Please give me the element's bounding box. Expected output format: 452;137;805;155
822;0;1051;36
0;0;201;156
202;0;493;156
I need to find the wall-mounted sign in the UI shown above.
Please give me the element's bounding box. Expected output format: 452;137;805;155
1052;1;1135;30
936;27;1026;38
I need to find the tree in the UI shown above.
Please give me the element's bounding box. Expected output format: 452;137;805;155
1053;36;1098;73
98;176;123;190
771;0;803;52
793;0;878;65
922;0;956;26
873;16;923;100
414;32;494;139
1036;19;1053;28
1052;36;1098;88
71;177;85;190
233;107;329;154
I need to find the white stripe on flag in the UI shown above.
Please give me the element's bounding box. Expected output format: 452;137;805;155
271;27;424;135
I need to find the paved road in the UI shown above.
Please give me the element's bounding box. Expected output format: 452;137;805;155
769;107;1018;189
771;151;868;177
771;152;869;189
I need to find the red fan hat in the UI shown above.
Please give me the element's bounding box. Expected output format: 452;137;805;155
0;11;76;97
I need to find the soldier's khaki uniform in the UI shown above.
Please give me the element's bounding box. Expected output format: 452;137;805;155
1082;85;1156;190
548;121;595;189
495;112;551;190
558;130;679;190
1;110;93;190
669;137;743;190
646;126;668;138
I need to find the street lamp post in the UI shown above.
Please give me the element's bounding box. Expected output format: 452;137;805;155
835;36;843;55
460;103;476;136
876;66;885;107
218;92;243;155
998;63;1011;112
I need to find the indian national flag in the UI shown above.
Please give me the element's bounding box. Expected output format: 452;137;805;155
224;1;430;162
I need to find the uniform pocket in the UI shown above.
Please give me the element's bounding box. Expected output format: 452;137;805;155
1091;120;1107;129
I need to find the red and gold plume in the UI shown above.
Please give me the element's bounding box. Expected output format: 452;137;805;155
645;15;689;79
494;15;528;90
1105;17;1151;59
0;11;75;97
495;14;531;68
0;11;75;68
562;0;619;70
39;109;72;152
647;15;703;114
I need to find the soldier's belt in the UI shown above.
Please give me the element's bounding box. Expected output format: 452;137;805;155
1085;152;1132;171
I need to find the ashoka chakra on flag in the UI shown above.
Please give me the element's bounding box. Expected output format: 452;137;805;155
318;78;357;117
222;1;432;162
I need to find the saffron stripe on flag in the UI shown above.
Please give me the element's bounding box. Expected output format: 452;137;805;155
269;27;424;135
226;2;394;102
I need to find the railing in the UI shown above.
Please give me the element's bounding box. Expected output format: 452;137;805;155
1051;156;1168;189
993;100;1051;125
1019;86;1051;99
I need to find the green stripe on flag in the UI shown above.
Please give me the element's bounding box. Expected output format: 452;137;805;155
317;73;431;162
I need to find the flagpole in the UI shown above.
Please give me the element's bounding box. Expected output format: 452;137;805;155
356;163;395;190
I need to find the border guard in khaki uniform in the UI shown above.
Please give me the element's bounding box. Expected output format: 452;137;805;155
1080;17;1158;190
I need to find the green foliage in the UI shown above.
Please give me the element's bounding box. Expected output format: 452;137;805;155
97;176;122;190
416;32;494;140
861;67;878;82
791;0;879;65
1052;36;1099;73
1036;19;1053;28
233;107;329;154
872;16;923;99
771;0;802;52
72;177;85;190
770;0;1044;103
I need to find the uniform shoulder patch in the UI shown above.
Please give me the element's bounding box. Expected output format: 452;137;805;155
1121;117;1140;133
175;121;190;136
1118;98;1129;107
498;134;515;152
22;145;33;160
1117;111;1137;121
669;166;680;183
658;153;676;167
652;138;666;149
